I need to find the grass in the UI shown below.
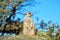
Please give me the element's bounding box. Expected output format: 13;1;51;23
0;31;56;40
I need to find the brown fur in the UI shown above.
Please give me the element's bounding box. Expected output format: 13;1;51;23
23;12;36;36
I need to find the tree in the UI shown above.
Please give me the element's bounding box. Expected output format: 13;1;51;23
56;28;60;40
0;0;36;36
0;0;34;27
47;24;55;37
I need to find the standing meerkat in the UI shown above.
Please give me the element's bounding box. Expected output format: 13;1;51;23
23;12;36;36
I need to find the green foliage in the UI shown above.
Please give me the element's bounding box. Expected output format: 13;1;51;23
56;28;60;40
0;0;24;27
0;0;4;2
47;24;55;37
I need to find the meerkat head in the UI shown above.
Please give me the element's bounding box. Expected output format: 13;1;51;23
25;12;32;17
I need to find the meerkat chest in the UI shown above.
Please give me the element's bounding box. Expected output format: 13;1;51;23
24;17;32;25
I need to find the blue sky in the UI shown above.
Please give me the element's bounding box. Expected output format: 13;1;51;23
15;0;60;25
39;0;60;24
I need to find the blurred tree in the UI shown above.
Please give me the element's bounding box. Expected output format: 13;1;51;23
0;0;34;27
56;28;60;40
39;20;47;29
48;20;52;24
0;0;4;2
55;25;59;28
47;24;55;37
0;0;36;36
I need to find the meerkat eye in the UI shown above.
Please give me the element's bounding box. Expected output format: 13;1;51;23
29;13;31;14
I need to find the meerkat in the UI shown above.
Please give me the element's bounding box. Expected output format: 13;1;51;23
23;12;36;36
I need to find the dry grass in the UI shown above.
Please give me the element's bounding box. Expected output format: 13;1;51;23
0;32;52;40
